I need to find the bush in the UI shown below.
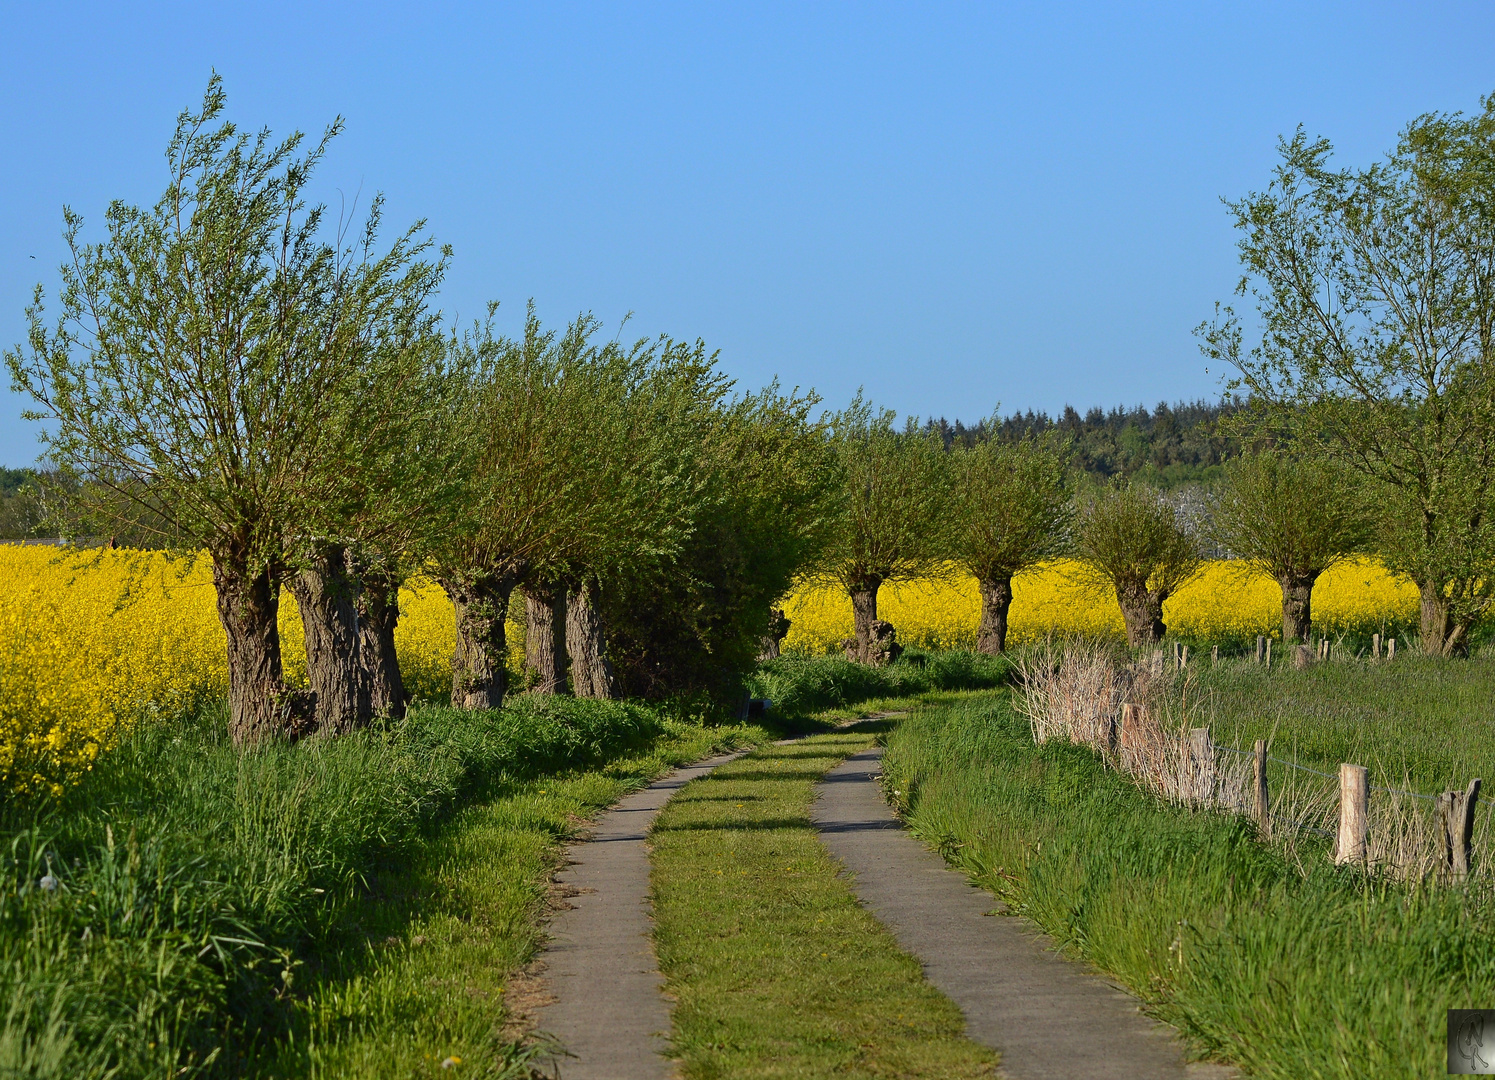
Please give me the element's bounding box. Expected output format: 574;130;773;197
0;696;665;1078
748;648;1011;717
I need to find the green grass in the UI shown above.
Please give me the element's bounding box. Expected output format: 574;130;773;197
881;689;1495;1079
282;717;769;1078
1183;653;1495;793
748;648;1012;719
650;717;998;1079
0;695;775;1078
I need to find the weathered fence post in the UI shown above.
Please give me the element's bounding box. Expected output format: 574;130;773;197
1438;778;1482;882
1255;635;1265;664
1265;638;1272;668
1320;639;1330;661
1190;728;1214;805
1387;637;1396;661
1335;763;1368;866
1212;644;1219;666
1373;632;1381;660
1253;739;1270;836
1178;645;1189;670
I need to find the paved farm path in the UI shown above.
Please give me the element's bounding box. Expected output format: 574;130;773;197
528;750;746;1080
813;746;1238;1080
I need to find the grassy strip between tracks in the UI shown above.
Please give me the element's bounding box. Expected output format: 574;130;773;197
278;716;782;1079
649;703;999;1080
880;689;1495;1080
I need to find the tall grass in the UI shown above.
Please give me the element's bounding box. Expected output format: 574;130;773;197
881;690;1495;1077
747;647;1011;717
0;696;668;1078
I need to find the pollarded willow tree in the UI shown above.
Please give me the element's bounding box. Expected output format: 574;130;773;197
433;308;720;709
1199;100;1495;655
1075;482;1201;648
602;381;840;702
531;333;727;700
948;433;1071;654
819;395;951;665
5;80;447;744
1210;452;1367;643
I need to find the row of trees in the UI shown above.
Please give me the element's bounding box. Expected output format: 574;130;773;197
6;83;839;745
811;410;1370;658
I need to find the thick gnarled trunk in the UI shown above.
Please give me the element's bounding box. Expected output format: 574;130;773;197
1419;579;1469;657
758;608;791;661
358;568;406;718
846;575;883;663
1116;578;1166;648
213;556;305;745
1278;572;1316;644
291;546;371;735
524;582;567;694
976;576;1013;656
443;575;516;710
567;582;617;699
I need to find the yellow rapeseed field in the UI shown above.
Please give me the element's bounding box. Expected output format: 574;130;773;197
0;545;1420;790
0;547;522;791
782;558;1421;655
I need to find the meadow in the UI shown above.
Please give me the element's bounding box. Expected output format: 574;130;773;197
880;686;1495;1079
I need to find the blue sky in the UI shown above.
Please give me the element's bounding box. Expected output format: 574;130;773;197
3;2;1494;466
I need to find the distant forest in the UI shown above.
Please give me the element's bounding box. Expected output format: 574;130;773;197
927;398;1242;488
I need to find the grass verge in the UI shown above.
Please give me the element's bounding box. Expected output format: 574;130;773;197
881;690;1495;1079
650;716;998;1079
0;695;773;1079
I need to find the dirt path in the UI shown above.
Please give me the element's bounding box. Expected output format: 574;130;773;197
813;747;1237;1080
528;750;745;1080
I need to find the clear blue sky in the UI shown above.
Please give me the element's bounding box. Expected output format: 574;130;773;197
4;2;1494;467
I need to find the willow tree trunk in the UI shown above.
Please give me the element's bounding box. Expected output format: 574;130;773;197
213;556;303;746
443;575;516;710
1278;572;1316;644
567;582;618;699
524;583;567;694
291;546;371;736
1115;579;1166;648
976;576;1014;655
358;569;406;718
1419;579;1468;657
846;574;883;663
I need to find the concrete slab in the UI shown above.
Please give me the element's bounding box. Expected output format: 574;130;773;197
531;751;745;1080
813;747;1236;1080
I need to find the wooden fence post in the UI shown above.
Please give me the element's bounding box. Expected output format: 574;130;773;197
1320;639;1330;661
1373;632;1381;660
1255;636;1265;664
1335;763;1368;866
1253;739;1270;836
1190;728;1214;805
1438;778;1482;882
1178;645;1189;670
1388;637;1396;661
1265;638;1272;668
1212;644;1219;666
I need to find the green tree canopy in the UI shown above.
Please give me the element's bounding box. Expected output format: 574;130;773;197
1210;453;1368;642
818;394;951;664
1076;482;1201;648
948;432;1071;654
5;79;446;743
1200;99;1495;655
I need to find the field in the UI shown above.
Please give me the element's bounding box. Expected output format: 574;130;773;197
782;558;1420;654
0;547;522;792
